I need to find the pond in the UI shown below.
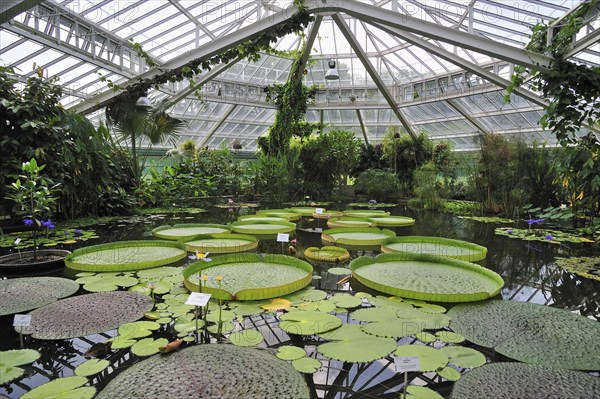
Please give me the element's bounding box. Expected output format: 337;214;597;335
1;203;599;398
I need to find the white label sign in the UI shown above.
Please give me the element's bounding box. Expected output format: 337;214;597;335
13;314;32;327
277;233;290;242
394;356;420;373
14;238;21;245
185;292;212;307
315;208;324;214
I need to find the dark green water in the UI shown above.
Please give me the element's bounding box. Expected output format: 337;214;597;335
1;204;598;398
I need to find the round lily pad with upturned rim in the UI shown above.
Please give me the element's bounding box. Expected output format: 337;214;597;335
367;216;415;227
350;253;503;302
0;277;80;316
74;359;110;377
448;300;600;370
183;233;258;254
322;228;396;251
451;362;600;399
289;207;321;216
96;344;310;399
304;246;350;263
344;210;390;218
230;220;296;238
65;240;187;272
292;357;321;373
277;345;307;360
152;224;230;241
326;217;377;228
381;236;487;261
256;209;301;221
18;291;153;340
313;210;344;219
237;215;287;222
183;253;312;301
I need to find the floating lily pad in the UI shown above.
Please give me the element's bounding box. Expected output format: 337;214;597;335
131;337;169;357
326;217;377;228
290;207;321;216
19;292;153;340
152;224;230;240
451;363;600;399
292;357;321;373
183;254;312;301
237;215;288;222
65;240;187;272
0;349;40;384
448;300;600;370
256;209;301;221
317;324;396;362
313;210;344;219
136;266;182;279
230;220;296;238
184;233;258;254
230;301;265;316
555;256;600;281
229;330;264;347
437;365;462;381
381;236;487;261
96;344;309;399
440;346;486;369
367;216;415;227
279;310;342;335
495;227;593;243
299;300;336;313
304;246;350;263
21;376;95;399
74;359;110;376
322;228;396;250
415;332;436;343
327;267;352;275
328;293;362;308
459;216;515;223
405;386;444;399
350;253;503;302
0;277;80;316
301;289;328;302
261;298;292;311
344;210;390;218
83;275;139;292
394;345;449;372
276;345;307;360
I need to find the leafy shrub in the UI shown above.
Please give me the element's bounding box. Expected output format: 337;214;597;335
353;169;400;202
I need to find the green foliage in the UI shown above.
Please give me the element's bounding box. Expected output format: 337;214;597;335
351;143;387;177
413;161;442;210
353;169;400;202
0;349;41;385
251;149;301;202
382;127;433;192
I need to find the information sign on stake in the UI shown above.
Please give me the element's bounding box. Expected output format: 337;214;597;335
315;208;324;214
13;314;31;327
394;356;420;372
185;292;212;307
276;233;290;242
14;238;21;245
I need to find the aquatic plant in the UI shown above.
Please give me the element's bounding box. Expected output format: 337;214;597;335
152;223;230;240
0;349;41;385
303;246;350;263
321;227;396;250
380;236;487;262
0;277;80;316
184;233;258;254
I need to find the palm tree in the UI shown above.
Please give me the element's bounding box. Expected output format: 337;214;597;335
106;97;186;187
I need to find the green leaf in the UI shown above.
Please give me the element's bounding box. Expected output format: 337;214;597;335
131;337;169;357
291;357;321;373
328;293;362;308
436;365;461;381
276;345;306;361
74;359;110;376
326;267;352;276
440;346;486;369
405;385;444;399
21;376;95;399
229;330;264;347
317;324;396;363
394;345;449;372
415;332;436;343
0;349;40;367
279;310;342;335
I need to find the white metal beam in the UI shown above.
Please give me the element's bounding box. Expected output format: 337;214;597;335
199;104;238;146
356;110;370;144
306;0;553;71
168;0;216;39
446;99;491;135
70;3;301;114
0;0;43;25
292;16;322;86
332;13;417;139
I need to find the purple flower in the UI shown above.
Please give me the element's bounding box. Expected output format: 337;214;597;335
74;229;82;237
23;218;34;226
545;234;554;240
41;220;55;229
64;231;70;236
506;229;513;234
526;218;544;226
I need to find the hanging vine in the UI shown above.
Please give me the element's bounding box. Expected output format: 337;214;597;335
506;0;600;144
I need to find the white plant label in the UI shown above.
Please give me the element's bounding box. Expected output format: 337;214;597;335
277;233;290;242
185;292;212;307
315;208;324;214
394;356;420;372
13;314;32;327
14;238;21;245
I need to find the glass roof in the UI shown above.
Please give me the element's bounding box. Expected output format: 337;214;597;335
1;0;597;152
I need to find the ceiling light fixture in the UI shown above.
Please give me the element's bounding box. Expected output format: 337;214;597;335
325;60;339;80
135;95;152;108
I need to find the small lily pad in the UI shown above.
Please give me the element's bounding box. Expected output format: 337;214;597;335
299;300;337;313
328;293;362;309
261;298;292;311
276;345;307;361
279;311;342;335
394;345;449;372
317;324;397;363
440;346;486;369
0;349;40;384
301;289;328;302
415;332;437;343
327;267;352;275
21;376;95;399
437;365;462;381
405;386;444;399
229;330;264;347
131;337;169;357
292;357;321;373
74;359;110;376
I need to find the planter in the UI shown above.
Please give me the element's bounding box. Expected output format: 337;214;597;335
0;249;71;273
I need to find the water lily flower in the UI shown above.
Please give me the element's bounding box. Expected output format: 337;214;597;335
189;250;212;262
216;275;223;281
526;218;544;225
74;229;82;236
506;229;513;234
559;204;567;210
545;234;554;240
23;218;34;226
64;231;70;236
147;281;158;290
201;274;209;281
41;219;55;229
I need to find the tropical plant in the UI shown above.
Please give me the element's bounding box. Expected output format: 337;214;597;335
382;127;433;190
413;162;442;210
5;158;60;259
353;169;400;202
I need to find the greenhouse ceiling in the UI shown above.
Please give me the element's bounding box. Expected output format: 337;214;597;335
1;0;598;152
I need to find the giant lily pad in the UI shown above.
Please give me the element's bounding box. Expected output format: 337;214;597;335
152;224;230;240
303;246;350;263
230;220;296;238
0;277;79;316
317;324;396;363
256;209;301;221
96;345;310;399
326;217;376;228
237;215;287;222
290;207;321;216
184;233;258;254
18;291;153;340
65;240;187;272
451;363;600;399
322;228;396;250
448;300;600;370
279;310;342;335
367;216;415;227
0;349;40;384
381;236;487;261
350;253;503;302
344;210;390;218
183;253;312;300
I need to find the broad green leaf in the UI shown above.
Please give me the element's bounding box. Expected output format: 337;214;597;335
0;349;40;367
276;345;306;360
415;332;436;343
328;294;362;309
74;359;110;376
131;338;169;357
299;300;336;313
301;289;328;302
381;236;486;261
435;331;465;343
292;357;321;374
279;310;342;335
0;367;25;385
405;385;444;399
440;346;486;369
21;376;94;399
317;324;396;363
436;366;461;381
327;267;352;276
394;345;449;372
